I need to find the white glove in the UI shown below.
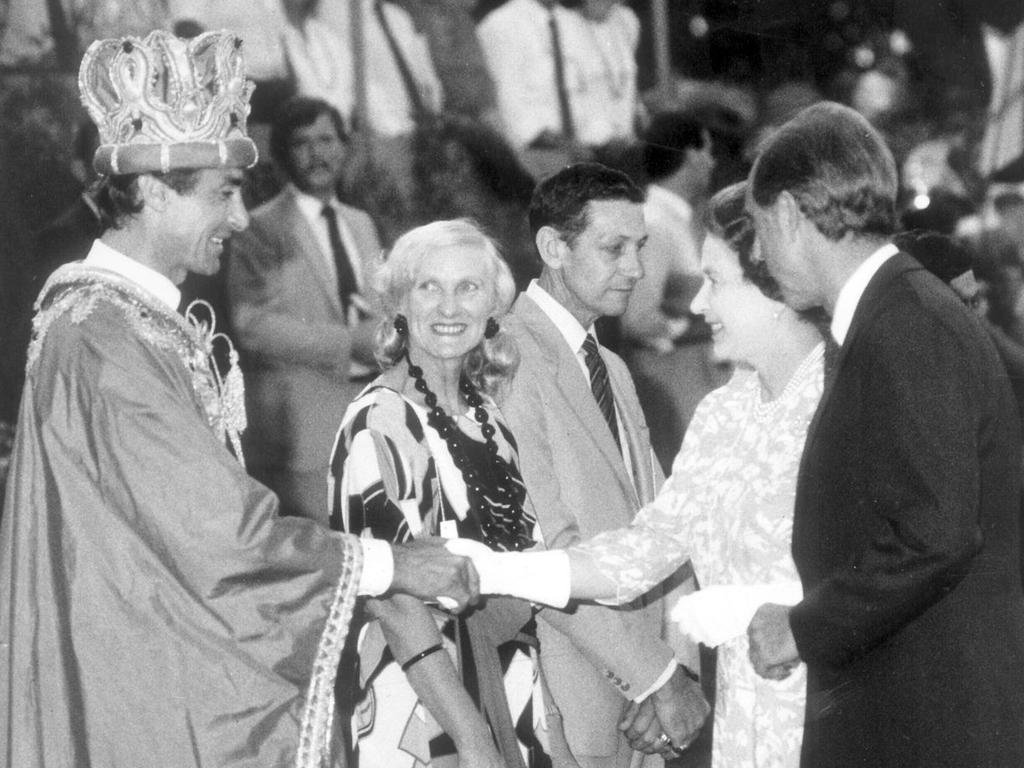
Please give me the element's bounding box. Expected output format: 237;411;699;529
445;539;571;608
670;582;802;647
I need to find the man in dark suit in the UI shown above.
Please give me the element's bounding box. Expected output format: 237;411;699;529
745;101;1024;767
227;96;382;522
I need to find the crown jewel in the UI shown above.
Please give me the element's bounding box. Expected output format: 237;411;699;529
79;30;258;174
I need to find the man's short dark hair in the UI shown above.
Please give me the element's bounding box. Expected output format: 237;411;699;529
750;101;898;242
269;96;347;180
74;119;100;167
94;170;202;230
528;162;644;245
642;112;705;182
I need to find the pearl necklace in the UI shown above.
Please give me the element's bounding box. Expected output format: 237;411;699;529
405;356;533;552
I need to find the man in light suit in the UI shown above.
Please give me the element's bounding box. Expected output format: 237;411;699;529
745;102;1024;768
227;96;382;522
501;163;709;768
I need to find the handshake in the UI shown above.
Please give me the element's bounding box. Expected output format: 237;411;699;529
387;537;570;612
389;537;710;756
443;537;573;607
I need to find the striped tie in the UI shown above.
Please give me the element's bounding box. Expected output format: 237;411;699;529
581;334;621;451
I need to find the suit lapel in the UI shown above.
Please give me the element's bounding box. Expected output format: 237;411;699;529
280;191;343;313
336;204;381;294
512;296;638;502
606;356;654;504
802;252;917;458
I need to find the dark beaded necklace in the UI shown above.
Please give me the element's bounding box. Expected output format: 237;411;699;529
405;355;533;552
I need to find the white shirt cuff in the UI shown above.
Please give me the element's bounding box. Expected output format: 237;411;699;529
357;537;394;596
634;659;680;702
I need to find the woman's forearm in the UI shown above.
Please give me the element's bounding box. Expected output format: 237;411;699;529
371;594;500;759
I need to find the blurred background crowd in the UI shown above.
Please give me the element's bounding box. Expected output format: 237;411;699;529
1;0;1024;500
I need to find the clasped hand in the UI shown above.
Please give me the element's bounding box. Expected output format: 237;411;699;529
390;537;480;613
618;665;709;758
747;602;801;680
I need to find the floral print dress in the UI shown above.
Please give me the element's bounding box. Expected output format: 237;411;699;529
576;342;825;768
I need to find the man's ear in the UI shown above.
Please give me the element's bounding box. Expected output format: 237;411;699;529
137;174;170;213
535;225;569;270
775;190;804;238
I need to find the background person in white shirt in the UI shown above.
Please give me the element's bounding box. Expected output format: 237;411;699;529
227;96;383;523
566;0;642;147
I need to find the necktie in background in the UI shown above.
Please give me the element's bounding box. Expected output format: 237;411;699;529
375;0;428;121
549;10;576;141
322;204;358;318
581;333;620;450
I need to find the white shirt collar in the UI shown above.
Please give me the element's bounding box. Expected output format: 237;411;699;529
289;183;340;225
830;242;899;345
646;184;693;222
526;279;594;354
83;239;181;311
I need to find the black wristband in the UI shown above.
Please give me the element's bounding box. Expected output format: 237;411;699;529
400;643;445;672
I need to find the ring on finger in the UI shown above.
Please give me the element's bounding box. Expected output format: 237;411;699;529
659;733;684;755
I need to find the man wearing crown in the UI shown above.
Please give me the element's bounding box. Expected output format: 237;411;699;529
0;30;480;768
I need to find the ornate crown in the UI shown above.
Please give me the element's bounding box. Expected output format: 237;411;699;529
78;30;258;175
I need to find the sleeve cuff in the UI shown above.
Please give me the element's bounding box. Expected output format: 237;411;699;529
357;537;394;596
442;540;572;609
633;659;681;702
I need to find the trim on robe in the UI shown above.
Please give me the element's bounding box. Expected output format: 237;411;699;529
28;263;248;466
295;534;364;768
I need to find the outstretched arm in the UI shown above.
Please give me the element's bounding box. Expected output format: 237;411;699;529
461;382;721;604
445;462;696;606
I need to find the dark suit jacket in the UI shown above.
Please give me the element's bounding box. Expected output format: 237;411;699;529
790;252;1024;767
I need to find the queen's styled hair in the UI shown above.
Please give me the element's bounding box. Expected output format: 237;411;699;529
705;181;782;301
372;219;519;396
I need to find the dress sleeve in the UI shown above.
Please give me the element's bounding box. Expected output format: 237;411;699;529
330;394;430;544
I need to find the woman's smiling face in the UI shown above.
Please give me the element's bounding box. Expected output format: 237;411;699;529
690;234;782;367
405;244;495;366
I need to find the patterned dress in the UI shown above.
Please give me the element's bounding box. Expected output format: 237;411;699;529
576;343;826;768
329;384;545;768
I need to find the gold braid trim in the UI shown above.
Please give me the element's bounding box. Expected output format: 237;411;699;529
28;263;247;466
295;534;363;768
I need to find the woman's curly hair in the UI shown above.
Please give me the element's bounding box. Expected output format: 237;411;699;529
372;218;519;397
